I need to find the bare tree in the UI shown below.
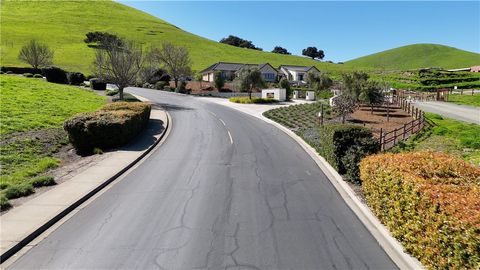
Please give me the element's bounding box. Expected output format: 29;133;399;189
150;43;192;88
333;94;358;124
93;38;143;100
18;40;54;69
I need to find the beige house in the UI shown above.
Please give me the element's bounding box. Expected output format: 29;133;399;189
201;62;278;82
278;65;320;83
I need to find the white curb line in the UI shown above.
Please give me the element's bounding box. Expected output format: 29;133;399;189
260;115;423;270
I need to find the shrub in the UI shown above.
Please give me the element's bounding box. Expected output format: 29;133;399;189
163;86;172;92
30;176;55;187
176;81;187;93
23;73;33;77
143;82;154;89
33;74;43;78
0;71;4;74
155;81;167;90
360;152;480;269
106;89;119;96
300;125;379;182
229;96;278;104
64;102;151;153
90;78;106;90
213;71;225;91
1;66;41;74
3;183;34;199
43;66;68;84
67;72;86;85
6;71;13;74
0;194;11;210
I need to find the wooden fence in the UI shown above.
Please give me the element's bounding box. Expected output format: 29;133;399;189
378;96;430;151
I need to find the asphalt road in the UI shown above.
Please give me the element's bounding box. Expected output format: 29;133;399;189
414;101;480;124
9;88;397;270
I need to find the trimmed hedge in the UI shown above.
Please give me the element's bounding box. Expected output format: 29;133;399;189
33;74;43;78
67;72;86;85
360;152;480;269
300;125;379;183
90;78;107;90
43;66;68;84
229;96;278;104
23;73;33;78
1;66;41;74
64;102;151;153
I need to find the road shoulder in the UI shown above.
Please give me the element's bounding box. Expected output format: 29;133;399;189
0;99;171;263
200;96;423;269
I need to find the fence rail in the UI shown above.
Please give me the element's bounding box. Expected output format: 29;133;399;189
377;96;429;151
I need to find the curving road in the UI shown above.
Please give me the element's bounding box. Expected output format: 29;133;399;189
9;88;397;269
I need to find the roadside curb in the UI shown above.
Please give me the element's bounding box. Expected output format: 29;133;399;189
0;101;171;263
259;115;423;270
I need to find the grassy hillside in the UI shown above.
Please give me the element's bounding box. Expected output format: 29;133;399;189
346;44;480;70
0;0;346;75
0;74;106;208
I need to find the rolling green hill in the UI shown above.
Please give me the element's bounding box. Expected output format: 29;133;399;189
346;44;480;70
0;0;346;75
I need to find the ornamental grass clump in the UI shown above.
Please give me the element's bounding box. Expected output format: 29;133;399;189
360;151;480;269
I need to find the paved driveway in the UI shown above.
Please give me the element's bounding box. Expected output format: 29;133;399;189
414;101;480;124
9;88;397;269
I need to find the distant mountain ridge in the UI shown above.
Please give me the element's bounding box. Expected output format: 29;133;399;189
1;1;478;73
345;44;480;70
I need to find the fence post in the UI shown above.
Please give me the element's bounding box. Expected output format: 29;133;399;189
415;108;418;119
379;128;383;151
403;124;406;139
393;129;397;144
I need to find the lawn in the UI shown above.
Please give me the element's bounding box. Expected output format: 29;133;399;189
447;93;480;107
0;75;106;209
393;112;480;164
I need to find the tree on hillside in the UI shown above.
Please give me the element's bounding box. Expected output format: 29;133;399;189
272;46;291;55
220;35;262;51
18;40;54;69
84;32;123;49
213;71;225;91
150;42;192;88
359;81;385;114
233;67;265;99
341;71;369;101
93;38;144;100
333;94;357;124
302;47;325;60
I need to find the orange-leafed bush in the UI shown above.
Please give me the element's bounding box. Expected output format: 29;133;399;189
360;151;480;270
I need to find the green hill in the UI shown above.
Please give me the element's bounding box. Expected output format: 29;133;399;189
345;44;480;70
0;0;346;75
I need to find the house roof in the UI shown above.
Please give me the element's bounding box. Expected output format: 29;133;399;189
279;65;320;72
201;62;277;74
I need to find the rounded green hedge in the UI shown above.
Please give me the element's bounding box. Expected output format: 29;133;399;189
64;102;151;153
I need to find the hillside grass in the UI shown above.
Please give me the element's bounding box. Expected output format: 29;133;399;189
0;75;106;209
0;0;348;75
448;93;480;107
393;112;480;165
346;44;480;70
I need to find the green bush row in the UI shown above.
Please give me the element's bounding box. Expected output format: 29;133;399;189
63;102;151;153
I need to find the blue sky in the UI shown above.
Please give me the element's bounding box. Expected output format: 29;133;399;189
119;1;480;62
